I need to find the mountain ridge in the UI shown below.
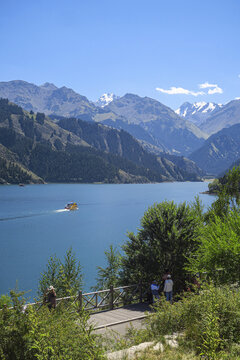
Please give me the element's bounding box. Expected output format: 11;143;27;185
0;98;204;184
189;123;240;175
0;80;207;156
101;93;207;155
200;99;240;135
175;101;222;127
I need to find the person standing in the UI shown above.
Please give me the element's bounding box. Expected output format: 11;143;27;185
162;269;170;295
164;275;173;303
46;285;57;310
150;280;160;303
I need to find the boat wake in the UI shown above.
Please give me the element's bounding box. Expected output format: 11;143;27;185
0;209;69;221
0;213;45;222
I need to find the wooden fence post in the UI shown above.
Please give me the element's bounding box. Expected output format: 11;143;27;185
95;293;98;308
78;291;82;312
109;285;114;310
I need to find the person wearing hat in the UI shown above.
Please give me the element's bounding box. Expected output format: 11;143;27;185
150;280;160;303
46;285;57;310
163;275;173;303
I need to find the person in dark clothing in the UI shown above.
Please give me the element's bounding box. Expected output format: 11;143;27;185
45;285;57;310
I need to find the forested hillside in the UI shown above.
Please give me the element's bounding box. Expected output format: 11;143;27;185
57;117;204;180
0;99;204;184
0;81;208;156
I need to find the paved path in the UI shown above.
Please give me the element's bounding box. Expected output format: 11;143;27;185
89;303;151;335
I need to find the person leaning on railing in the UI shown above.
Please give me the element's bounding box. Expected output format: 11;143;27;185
44;285;57;310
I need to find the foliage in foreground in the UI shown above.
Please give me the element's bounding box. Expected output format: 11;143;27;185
0;290;104;360
146;284;240;359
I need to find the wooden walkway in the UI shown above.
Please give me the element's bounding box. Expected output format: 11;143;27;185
89;303;151;335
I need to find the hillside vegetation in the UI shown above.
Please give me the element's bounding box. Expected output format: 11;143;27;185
0;98;203;184
0;81;208;156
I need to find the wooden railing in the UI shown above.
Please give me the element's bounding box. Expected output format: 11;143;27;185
16;282;150;313
78;283;148;311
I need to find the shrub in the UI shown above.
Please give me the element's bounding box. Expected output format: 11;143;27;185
146;284;240;357
0;290;104;359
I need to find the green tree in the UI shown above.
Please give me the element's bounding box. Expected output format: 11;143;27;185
207;166;240;221
187;167;240;283
38;254;61;297
38;248;83;298
59;248;83;296
187;209;240;284
94;245;121;290
121;200;203;292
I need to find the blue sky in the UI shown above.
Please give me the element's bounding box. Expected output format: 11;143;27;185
1;0;239;109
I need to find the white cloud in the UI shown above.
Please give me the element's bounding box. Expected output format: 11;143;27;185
235;97;240;100
199;82;223;94
155;86;205;96
199;82;217;89
208;86;223;95
156;81;223;97
238;74;240;78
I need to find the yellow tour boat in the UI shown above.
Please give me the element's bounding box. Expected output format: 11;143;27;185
65;202;78;210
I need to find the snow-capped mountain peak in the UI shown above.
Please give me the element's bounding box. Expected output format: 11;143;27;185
95;93;119;107
175;102;223;125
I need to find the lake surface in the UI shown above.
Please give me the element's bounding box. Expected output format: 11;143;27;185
0;182;215;298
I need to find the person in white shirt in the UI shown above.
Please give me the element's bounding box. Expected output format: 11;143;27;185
150;280;160;303
163;274;173;303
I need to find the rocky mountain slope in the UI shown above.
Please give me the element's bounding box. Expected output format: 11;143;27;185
189;123;240;176
0;99;204;184
101;94;207;155
0;80;98;121
200;99;240;135
0;81;207;156
176;102;222;127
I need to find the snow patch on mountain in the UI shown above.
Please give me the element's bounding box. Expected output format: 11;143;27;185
175;102;223;126
95;93;119;107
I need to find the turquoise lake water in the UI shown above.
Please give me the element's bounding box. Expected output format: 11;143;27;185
0;182;215;298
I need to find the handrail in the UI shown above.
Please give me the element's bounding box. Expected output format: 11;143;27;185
1;282;150;313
